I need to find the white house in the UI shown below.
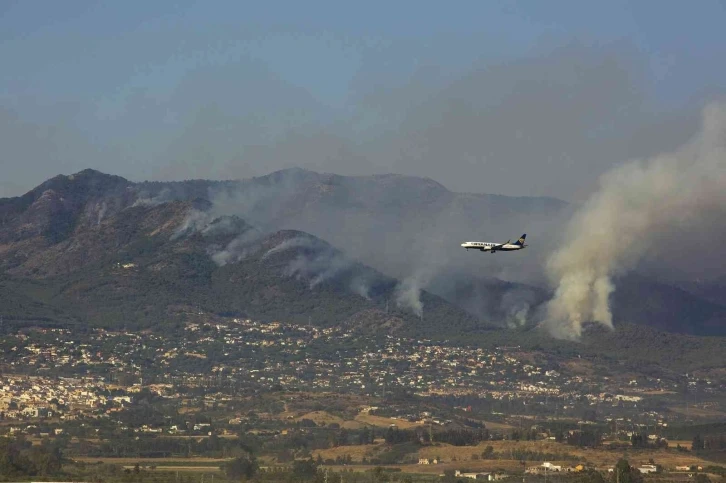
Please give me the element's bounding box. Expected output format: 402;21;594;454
638;465;657;474
455;470;492;480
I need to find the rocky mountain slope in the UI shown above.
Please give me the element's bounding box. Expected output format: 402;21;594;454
1;168;724;338
0;170;481;334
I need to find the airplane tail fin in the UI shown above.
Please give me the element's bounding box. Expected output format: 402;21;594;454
514;234;527;246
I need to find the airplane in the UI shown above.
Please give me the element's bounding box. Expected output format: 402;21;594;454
461;234;527;253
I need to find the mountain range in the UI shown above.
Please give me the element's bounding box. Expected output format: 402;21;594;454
1;168;725;344
0;170;481;336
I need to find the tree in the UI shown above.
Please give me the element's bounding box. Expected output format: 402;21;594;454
372;466;390;482
694;474;711;483
360;426;371;445
613;459;643;483
0;439;63;478
442;469;457;483
292;458;318;479
577;470;605;483
222;455;258;480
692;434;705;451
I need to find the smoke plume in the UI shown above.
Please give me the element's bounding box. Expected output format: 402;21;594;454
394;269;430;318
209;229;262;266
172;209;214;240
264;236;378;297
96;201;107;227
545;103;726;339
501;288;538;329
262;237;317;260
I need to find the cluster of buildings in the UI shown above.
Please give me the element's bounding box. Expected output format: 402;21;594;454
0;320;720;431
453;469;508;480
526;462;660;475
525;462;585;474
0;374;111;420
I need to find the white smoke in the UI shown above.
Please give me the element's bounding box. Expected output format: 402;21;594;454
201;216;243;237
209;230;262;266
96;201;107;226
266;236;374;293
395;269;433;318
169;208;263;265
349;276;372;300
171;209;214;240
133;187;175;207
501;288;537;329
262;237;317;260
308;259;347;288
545;103;726;339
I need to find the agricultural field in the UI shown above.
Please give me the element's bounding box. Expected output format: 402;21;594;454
312;439;723;473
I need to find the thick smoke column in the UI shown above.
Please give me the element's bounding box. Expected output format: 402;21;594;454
545;103;726;339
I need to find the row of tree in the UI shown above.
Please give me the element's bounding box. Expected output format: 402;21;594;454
0;437;63;478
693;434;726;451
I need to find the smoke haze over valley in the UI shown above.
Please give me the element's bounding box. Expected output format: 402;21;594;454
2;160;725;340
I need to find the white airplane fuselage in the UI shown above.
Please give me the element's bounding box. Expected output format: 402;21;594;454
461;241;526;252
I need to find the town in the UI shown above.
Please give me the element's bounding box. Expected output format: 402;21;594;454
0;318;723;481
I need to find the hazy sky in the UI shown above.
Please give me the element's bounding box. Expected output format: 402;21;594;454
2;0;725;200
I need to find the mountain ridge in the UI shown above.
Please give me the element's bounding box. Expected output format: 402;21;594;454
0;187;485;335
1;168;724;340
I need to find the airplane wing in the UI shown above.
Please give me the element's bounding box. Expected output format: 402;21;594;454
492;240;510;250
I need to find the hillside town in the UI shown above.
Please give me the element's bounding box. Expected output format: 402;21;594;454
1;319;721;439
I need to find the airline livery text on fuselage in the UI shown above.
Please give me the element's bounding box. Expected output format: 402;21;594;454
461;234;527;253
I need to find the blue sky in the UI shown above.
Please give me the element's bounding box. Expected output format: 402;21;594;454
2;0;726;199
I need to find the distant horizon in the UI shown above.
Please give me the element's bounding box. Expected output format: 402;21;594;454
4;166;570;202
3;2;726;202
